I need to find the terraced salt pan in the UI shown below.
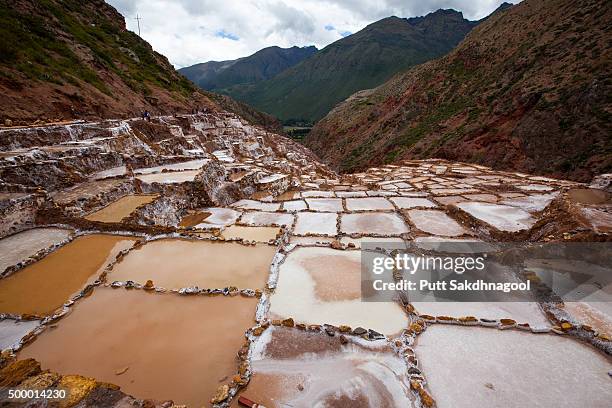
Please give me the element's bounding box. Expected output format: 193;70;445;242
232;199;280;211
250;191;273;201
274;190;299;201
289;236;335;246
305;198;343;212
414;236;496;253
85;194;158;223
301;190;335;198
416;325;612;408
390;197;437;209
52;179;124;205
134;159;207;174
293;212;338;236
184;207;240;227
456;202;535;232
578;208;612;233
462;193;498;203
281;200;307;212
0;319;41;351
335;191;368;198
0;228;72;272
340;236;406;250
109;239;275;289
407;210;467;237
135;169;200;184
240;211;293;227
434;195;467;206
345;197;394;211
517;184;554;192
501;192;559;212
340;213;409;236
568;188;610;204
234;326;415;407
0;234;136;315
90;165;126;180
220;225;280;243
269;247;408;334
19;288;257;407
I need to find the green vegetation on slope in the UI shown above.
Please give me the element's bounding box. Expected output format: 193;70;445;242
0;0;195;97
221;10;479;123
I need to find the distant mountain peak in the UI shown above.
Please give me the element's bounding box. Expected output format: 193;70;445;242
179;45;317;90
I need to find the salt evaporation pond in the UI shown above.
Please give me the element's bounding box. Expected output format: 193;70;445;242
305;198;343;212
416;325;612;408
134;159;207;174
456;202;535;232
179;208;240;228
19;288;257;407
568;188;611;204
220;225;280;243
0;227;72;272
407;209;467;236
0;234;135;315
233;326;415;407
135;170;200;184
269;247;408;334
108;238;276;289
340;213;409;236
293;212;338;236
0;319;41;350
85;194;158;223
390;197;437;209
345;197;395;211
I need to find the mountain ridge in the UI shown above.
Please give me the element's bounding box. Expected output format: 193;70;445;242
179;45;317;91
188;8;484;123
306;0;611;181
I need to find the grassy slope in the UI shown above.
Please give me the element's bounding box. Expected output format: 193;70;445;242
0;0;280;131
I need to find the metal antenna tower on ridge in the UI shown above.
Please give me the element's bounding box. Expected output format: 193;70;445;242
135;14;141;36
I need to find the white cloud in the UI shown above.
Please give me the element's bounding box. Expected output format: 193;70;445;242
106;0;520;68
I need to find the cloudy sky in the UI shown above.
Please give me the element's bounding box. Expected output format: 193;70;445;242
107;0;519;69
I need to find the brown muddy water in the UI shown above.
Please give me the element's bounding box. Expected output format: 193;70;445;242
108;238;276;289
19;288;258;407
85;194;158;223
0;234;135;315
568;188;610;204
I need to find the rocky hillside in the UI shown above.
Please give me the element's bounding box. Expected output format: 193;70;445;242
0;0;280;131
222;9;484;123
179;45;317;91
306;0;611;182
